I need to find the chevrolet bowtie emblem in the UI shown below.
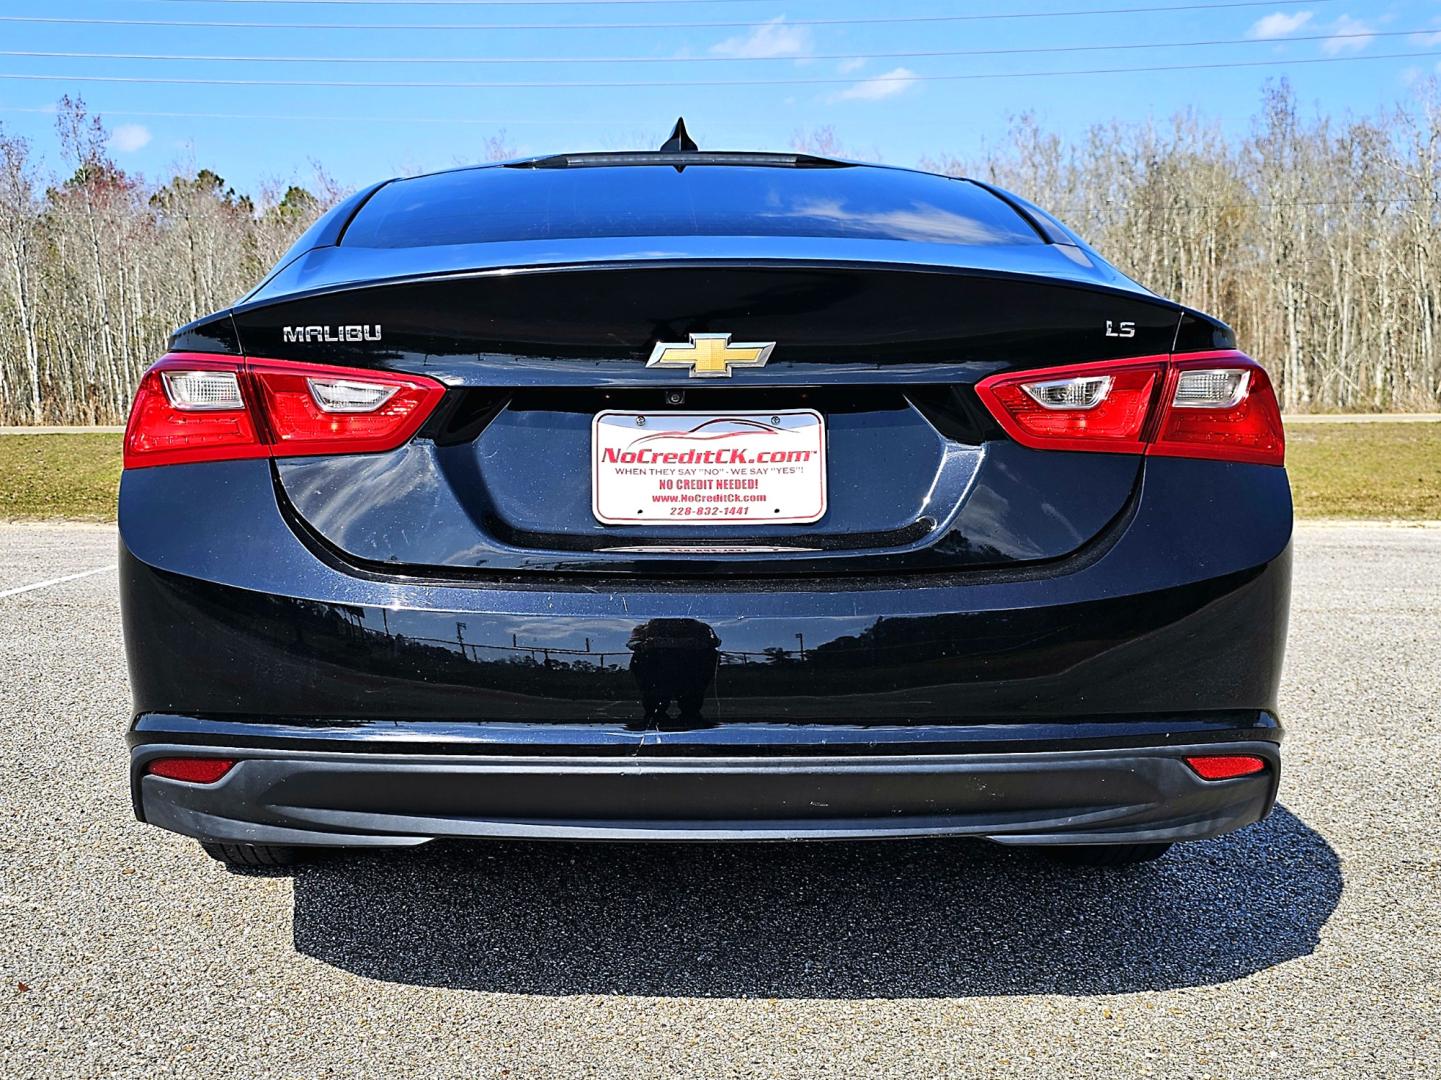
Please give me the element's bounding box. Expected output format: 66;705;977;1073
645;333;776;378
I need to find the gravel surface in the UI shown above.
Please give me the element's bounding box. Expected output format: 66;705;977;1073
1;522;1437;1078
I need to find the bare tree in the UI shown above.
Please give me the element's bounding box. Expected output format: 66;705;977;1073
928;80;1441;412
0;131;43;421
0;103;340;423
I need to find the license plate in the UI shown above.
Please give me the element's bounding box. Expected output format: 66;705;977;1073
592;409;827;525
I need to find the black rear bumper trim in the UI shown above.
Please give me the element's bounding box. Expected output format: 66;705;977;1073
132;740;1280;847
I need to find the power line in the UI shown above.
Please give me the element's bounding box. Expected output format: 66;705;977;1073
0;0;1338;33
0;105;669;126
140;0;784;5
0;101;1430;193
0;28;1411;67
0;114;1432;208
0;104;1428;186
0;48;1435;88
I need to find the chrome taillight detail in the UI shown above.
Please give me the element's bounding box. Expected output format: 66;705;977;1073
307;378;401;414
1172;368;1251;409
160;369;245;411
1021;375;1114;411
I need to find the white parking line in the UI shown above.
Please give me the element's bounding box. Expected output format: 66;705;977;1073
0;563;117;599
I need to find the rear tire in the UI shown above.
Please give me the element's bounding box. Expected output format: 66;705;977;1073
1041;842;1173;867
200;841;307;868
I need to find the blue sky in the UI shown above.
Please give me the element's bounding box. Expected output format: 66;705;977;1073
2;0;1440;196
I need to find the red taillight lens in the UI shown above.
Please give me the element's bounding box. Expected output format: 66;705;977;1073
1184;754;1267;780
974;360;1163;454
124;354;446;469
1150;353;1286;466
123;356;266;469
975;350;1284;466
146;757;237;784
248;359;446;458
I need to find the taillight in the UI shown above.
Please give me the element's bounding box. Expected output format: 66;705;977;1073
247;359;446;458
1150;353;1286;466
123;353;446;468
124;355;268;469
975;350;1284;466
974;360;1163;455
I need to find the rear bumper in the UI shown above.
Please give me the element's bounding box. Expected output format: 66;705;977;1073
119;456;1292;727
131;731;1280;846
120;454;1292;847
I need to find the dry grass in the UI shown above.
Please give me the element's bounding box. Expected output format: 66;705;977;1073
0;434;122;521
1287;422;1441;519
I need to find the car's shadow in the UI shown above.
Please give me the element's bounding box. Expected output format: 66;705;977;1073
285;806;1339;998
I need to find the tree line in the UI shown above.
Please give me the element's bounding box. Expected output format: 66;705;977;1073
2;85;1440;423
0;98;338;424
917;82;1441;413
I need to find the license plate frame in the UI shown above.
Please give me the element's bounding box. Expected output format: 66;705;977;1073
591;409;827;526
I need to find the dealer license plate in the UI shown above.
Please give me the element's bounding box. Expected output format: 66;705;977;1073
592;409;827;526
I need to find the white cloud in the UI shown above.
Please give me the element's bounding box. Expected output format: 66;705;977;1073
109;124;152;153
832;66;919;102
837;57;866;75
1247;11;1314;39
711;16;811;59
1322;15;1376;55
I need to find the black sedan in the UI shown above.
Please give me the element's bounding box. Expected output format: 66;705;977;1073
120;125;1290;869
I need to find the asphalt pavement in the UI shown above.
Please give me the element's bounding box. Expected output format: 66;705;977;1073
1;521;1437;1078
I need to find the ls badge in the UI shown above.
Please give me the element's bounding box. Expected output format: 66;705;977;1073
646;333;776;378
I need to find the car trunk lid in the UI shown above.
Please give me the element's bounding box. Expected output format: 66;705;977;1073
229;262;1183;577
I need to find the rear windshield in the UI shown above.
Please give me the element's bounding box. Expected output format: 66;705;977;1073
340;164;1043;249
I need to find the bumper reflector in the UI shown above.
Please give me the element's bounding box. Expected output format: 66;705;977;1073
1184;754;1267;781
146;757;236;784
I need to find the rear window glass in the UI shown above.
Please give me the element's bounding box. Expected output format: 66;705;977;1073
340;164;1043;248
